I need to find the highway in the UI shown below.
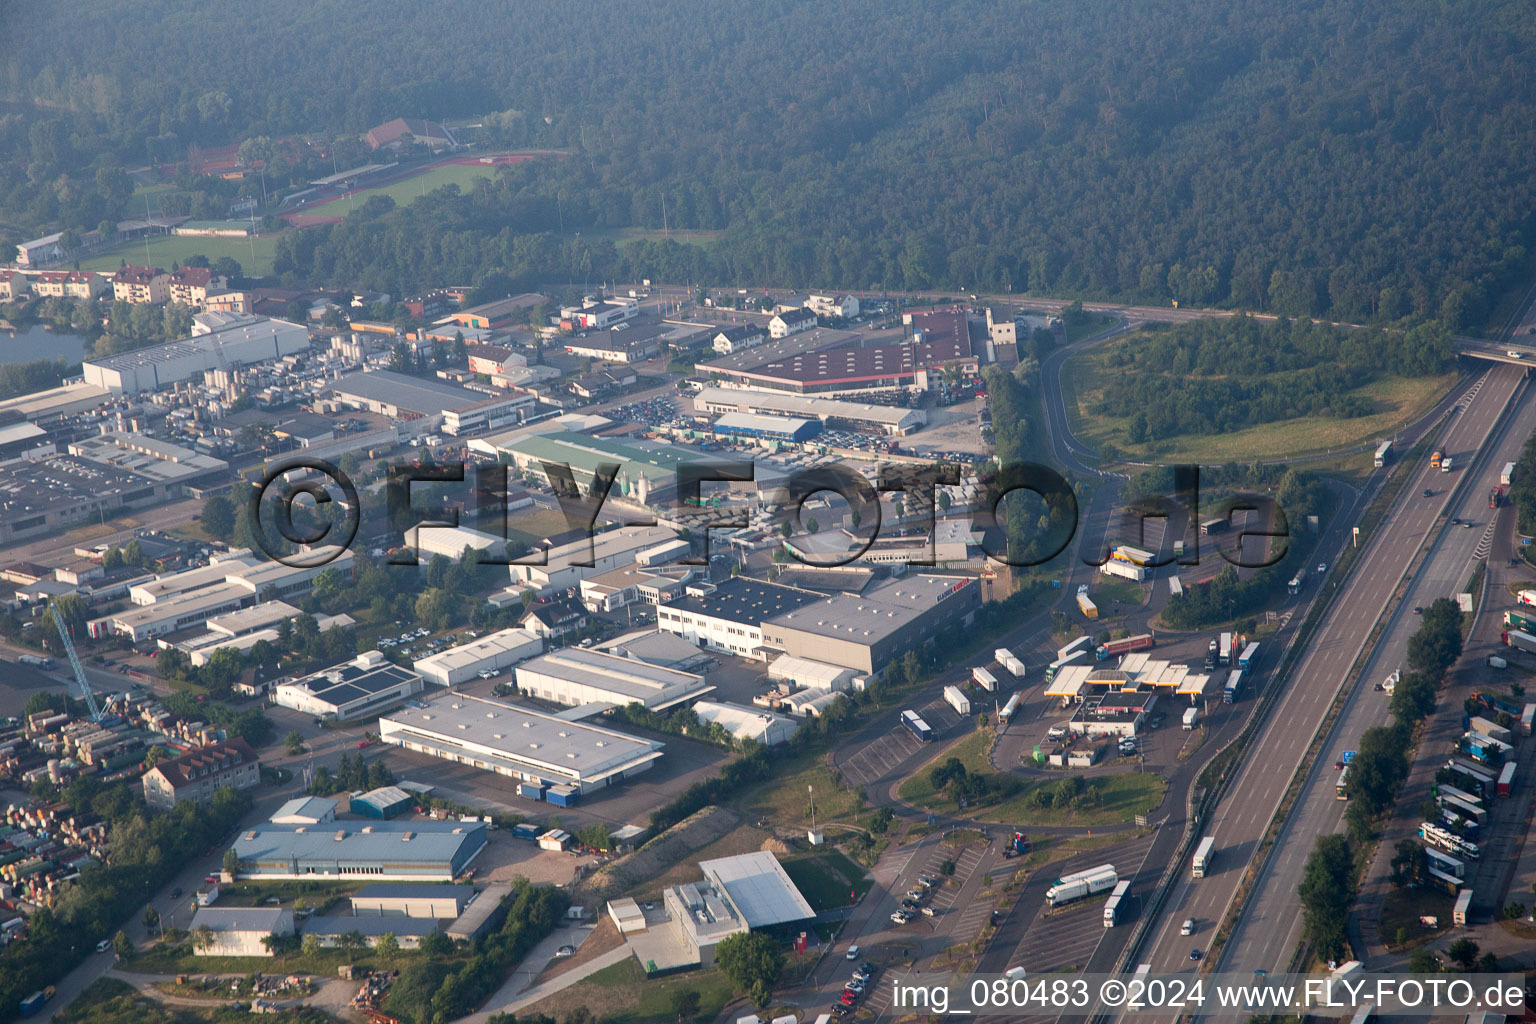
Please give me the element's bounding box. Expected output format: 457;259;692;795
1216;366;1536;977
1126;363;1527;989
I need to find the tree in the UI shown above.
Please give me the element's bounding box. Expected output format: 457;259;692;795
714;932;784;1008
418;930;453;957
1478;952;1498;972
201;494;235;541
670;988;702;1024
192;924;216;952
143;906;160;934
1444;938;1479;971
375;931;400;956
223;847;240;876
301;933;322;957
1408;947;1439;973
285;730;305;755
1298;834;1355;961
112;929;133;959
338;931;368;953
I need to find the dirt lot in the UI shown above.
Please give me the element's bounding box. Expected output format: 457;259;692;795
473;830;602;886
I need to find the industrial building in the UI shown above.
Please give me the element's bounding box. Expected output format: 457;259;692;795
270;796;338;825
350;883;472;918
351;786;414;819
413;628;544;687
303;916;442;950
711;411;821;443
378;694;665;796
690;701;800;746
785;518;981;569
141;739;261;810
227;821;487;881
326;369;533;433
0;451;214;545
82;316;309;394
514;648;711;711
578;565;693;613
188;908;295;957
767;654;855;691
597;629;715;672
499;431;710;507
658;573;979;673
273;651;426;721
693;387;926;435
413;522;680;594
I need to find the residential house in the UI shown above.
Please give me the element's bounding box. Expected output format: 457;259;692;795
0;270;30;302
32;271;107;301
712;325;768;355
768;308;817;339
520;596;590;642
805;294;860;319
168;267;229;307
467;344;525;375
112;266;171;304
141;738;261;810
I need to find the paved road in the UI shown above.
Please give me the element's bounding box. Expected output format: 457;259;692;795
1123;364;1526;998
1218;367;1536;977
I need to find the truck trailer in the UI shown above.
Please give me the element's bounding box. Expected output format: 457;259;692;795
1506;610;1536;632
1100;559;1148;583
1045;650;1087;682
1057;636;1095;662
1522;703;1535;736
1223;669;1244;704
1192;836;1215;878
1497;761;1516;798
972;666;997;692
1218;632;1233;665
999;692;1021;724
1077;593;1098;619
1095;633;1154;661
1046;864;1118;907
995;649;1026;678
1503;461;1517;486
944;685;972;716
1237;642;1260;670
1503;629;1536;655
1182;707;1200;730
1102;879;1132;927
901;710;933;742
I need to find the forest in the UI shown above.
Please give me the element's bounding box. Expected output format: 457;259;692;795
1091;316;1452;441
4;0;1536;326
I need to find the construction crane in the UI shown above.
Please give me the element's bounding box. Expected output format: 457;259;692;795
49;602;102;722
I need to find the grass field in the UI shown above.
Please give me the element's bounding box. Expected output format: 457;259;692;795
563;226;726;248
782;849;870;909
1379;887;1453;950
981;771;1168;828
295;156;553;221
896;729;995;808
526;956;738;1024
738;760;867;828
1062;334;1456;462
79;232;282;277
1088;577;1146;608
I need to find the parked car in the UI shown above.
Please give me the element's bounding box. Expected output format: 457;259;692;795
920;906;937;918
556;945;575;957
95;938;112;953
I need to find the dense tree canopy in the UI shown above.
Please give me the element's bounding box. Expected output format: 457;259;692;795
4;0;1536;324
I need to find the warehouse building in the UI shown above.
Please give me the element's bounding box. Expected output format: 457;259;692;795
767;654;855;691
597;629;715;673
378;694;665;795
273;651;426;721
413;628;544;687
691;700;799;746
303;916;442;950
784;518;981;569
514;648;711;711
188;908;295;957
351;786;414;819
325;369;533;433
694;387;926;436
656;578;824;658
711;411;821;443
350;883;472;918
82;316;309;394
637;851;815;970
578;566;693;613
500;431;710;507
270;796;337;825
228;821;486;881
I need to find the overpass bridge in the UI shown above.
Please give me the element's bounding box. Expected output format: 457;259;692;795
1455;337;1536;365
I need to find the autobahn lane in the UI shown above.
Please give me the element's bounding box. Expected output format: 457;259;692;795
1217;367;1536;978
1123;364;1524;995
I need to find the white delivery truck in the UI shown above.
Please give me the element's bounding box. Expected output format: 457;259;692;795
1183;707;1200;730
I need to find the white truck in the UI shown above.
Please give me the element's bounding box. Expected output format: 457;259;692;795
972;666;997;692
1218;632;1233;665
943;685;972;716
1100;559;1147;582
1503;462;1517;486
1183;707;1200;730
1057;636;1095;662
1102;879;1132;928
1192;836;1215;878
995;648;1026;678
1046;864;1118;907
1441;456;1454;473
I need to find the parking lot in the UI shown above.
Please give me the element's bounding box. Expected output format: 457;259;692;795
838;695;969;788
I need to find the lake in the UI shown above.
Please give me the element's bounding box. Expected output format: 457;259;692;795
0;324;88;366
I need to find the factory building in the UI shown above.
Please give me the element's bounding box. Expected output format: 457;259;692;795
413;628;544;687
227;821;486;881
656;578;824;659
378;695;665;795
273;652;426;721
187;908;294;957
693;386;926;435
325;369;533;433
513;648;711;711
350;883;472;919
597;629;715;673
82;316;309;394
499;431;710;507
412;523;679;594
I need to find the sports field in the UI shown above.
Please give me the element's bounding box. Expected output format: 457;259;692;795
284;151;555;225
79;232;282;278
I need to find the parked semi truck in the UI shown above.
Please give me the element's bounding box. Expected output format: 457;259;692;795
1057;636;1095;661
1504;610;1535;632
1497;762;1516;798
1218;632;1233;665
1182;707;1200;730
1100;559;1147;582
1045;650;1087;682
1077;592;1098;619
1192;836;1215;878
972;666;997;692
1503;461;1517;486
999;692;1021;724
944;685;972;716
995;648;1026;678
1237;642;1260;670
1046;864;1118;907
1503;630;1536;655
1095;633;1154;661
